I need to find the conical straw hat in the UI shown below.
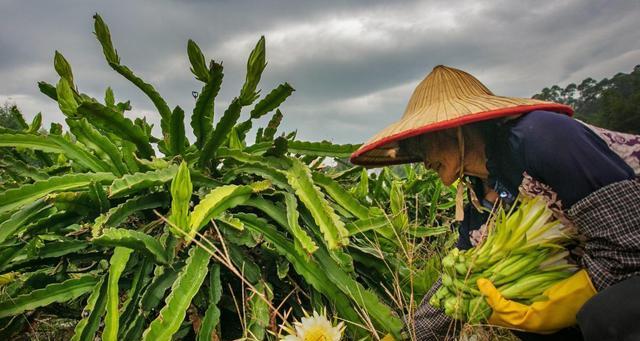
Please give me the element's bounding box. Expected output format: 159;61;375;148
350;65;573;166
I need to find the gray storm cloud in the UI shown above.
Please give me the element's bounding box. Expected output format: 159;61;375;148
1;0;638;144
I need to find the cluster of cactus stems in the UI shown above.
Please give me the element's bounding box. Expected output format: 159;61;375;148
0;12;464;339
430;196;578;322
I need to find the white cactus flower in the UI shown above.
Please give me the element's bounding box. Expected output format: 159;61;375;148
280;310;345;341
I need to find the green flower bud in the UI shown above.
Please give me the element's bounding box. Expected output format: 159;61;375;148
54;51;74;88
187;39;209;83
170;161;192;233
56;78;78;117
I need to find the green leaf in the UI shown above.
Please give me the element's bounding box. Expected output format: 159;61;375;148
116;100;132;114
240;36;266;106
168;106;186;156
6;240;89;271
188;184;254;235
0;172;115;214
119;258;153;338
121;316;146;341
169;162;192;233
242;197;288;229
276;257;289;279
332;166;363;183
132;155;169;170
93;13;120;64
407;226;449;238
47;192;96;216
21;211;80;240
28;112;42;133
236;213;365;337
54;51;75;88
108;165;177;198
50;122;63;135
88;181;110;213
217;147;289;169
249;83;294;119
191;61;223;148
71;276;107;341
314;247;404;336
56;78;79;117
235;119;253;142
255;127;264;142
92;192;169;236
115;142;136;173
93;228;168;264
373;167;389;199
287;140;361;158
77;102;154;158
353;168;369;200
0;157;48;181
140;267;179;312
105;87;115;108
0;133;110;172
345;215;395;238
0;247;27;273
109;61;172;141
224;164;290;190
197;264;221;341
142;245;211;341
247;280;272;340
135;117;154;138
283;193;318;254
312;172;371;220
262;109;283;141
38;81;58;101
191;170;223;188
286;158;349;249
103;247;132;341
66;118;128;176
243;141;273;154
218;214;246;232
0;276;98;318
228;243;261;283
0;200;50;244
237;213;320;278
187;39;209;83
228;126;244;150
199;98;242;167
390;180;408;230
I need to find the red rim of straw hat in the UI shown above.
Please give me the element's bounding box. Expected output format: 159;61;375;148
350;102;573;166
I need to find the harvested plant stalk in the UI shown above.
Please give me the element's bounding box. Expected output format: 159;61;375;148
430;196;578;322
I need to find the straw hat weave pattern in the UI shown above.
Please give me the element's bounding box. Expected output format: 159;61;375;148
350;65;573;166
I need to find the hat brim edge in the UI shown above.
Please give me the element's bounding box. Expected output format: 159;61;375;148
350;103;574;167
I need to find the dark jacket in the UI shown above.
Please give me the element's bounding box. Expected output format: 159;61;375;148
457;110;634;249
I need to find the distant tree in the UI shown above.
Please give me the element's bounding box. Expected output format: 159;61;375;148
0;103;28;130
533;65;640;134
0;103;51;182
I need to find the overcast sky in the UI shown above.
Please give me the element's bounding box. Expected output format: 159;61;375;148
1;0;639;144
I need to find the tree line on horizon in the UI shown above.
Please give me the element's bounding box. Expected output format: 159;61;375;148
533;64;640;135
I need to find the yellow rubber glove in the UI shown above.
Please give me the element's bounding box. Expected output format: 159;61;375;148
477;269;596;333
381;334;396;341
